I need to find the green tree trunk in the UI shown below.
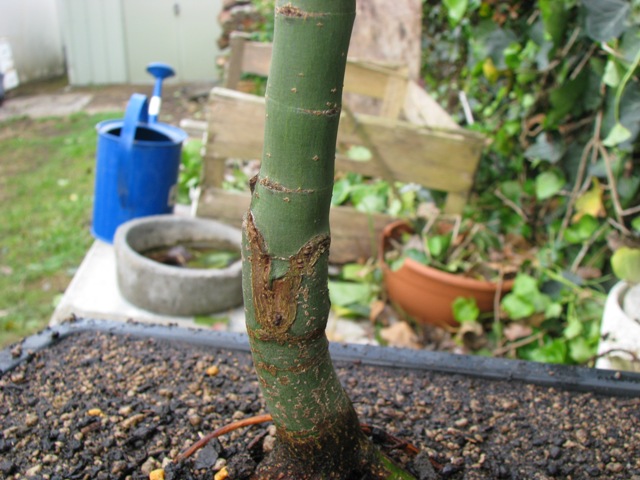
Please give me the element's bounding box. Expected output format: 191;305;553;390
241;1;415;478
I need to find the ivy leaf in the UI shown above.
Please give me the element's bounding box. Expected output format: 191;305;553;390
611;247;640;283
603;122;632;147
349;184;387;213
353;193;386;214
499;180;523;204
617;175;640;204
482;57;500;83
443;0;468;26
621;26;640;65
472;24;518;70
569;337;594;364
331;178;352;206
340;263;369;283
512;274;539;297
404;248;429;266
564;215;599;244
426;234;451;260
547;71;589;126
535;170;565;200
604;81;640;151
539;0;568;47
346;145;372;162
563;314;584;340
328;281;373;308
603;59;622;88
572;179;605;222
452;297;480;323
582;0;631;42
501;293;535;320
524;134;566;164
528;339;568;364
545;302;563;319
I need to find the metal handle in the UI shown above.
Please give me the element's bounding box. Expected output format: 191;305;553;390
173;3;180;16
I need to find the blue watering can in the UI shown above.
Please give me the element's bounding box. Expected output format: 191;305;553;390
91;64;187;243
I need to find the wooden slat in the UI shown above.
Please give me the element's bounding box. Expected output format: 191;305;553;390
240;41;272;78
329;203;393;262
196;188;247;228
336;115;484;193
206;88;484;194
207;88;265;163
201;153;226;189
343;61;404;101
224;33;248;89
380;66;409;119
403;80;461;130
224;35;411;114
196;188;392;263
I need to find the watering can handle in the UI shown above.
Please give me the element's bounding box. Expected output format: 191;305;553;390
118;94;149;209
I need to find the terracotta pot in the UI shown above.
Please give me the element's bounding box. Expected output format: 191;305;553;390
379;220;514;328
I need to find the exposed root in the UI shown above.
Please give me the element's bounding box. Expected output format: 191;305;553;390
360;424;420;456
175;413;273;462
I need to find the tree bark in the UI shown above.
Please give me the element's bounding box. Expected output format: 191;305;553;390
240;1;414;478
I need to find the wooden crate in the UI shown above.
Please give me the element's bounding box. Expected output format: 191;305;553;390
196;34;485;263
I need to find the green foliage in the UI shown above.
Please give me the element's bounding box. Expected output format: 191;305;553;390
331;173;420;217
452;297;480;323
423;0;639;247
443;0;468;26
503;270;604;364
611;247;640;283
416;0;640;363
177;139;203;205
329;263;380;318
386;214;528;281
193;315;230;327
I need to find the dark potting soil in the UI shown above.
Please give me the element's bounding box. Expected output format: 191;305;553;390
1;331;639;480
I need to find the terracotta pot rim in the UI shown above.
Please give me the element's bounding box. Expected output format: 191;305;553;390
383;256;515;291
379;219;515;291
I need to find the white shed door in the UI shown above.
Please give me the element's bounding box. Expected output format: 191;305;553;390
122;0;222;84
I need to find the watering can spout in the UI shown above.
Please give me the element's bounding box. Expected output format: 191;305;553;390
146;62;175;123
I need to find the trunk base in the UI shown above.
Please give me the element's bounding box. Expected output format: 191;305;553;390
250;409;387;480
251;436;388;480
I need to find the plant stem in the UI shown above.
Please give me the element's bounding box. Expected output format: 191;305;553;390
241;1;417;478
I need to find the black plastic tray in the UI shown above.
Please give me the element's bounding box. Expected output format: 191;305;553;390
2;318;639;397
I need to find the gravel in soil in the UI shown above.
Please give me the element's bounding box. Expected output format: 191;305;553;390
1;331;639;480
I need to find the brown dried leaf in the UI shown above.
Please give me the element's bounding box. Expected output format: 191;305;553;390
576;266;602;280
380;322;421;349
368;300;386;324
503;323;533;342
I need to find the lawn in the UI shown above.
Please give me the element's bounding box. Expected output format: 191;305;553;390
0;111;120;347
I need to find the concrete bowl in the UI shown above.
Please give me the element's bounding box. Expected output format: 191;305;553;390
114;215;243;316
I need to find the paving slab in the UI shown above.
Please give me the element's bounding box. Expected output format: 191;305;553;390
50;237;247;332
0;93;93;121
51;211;376;345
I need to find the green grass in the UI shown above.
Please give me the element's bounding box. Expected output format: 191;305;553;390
0;111;121;347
